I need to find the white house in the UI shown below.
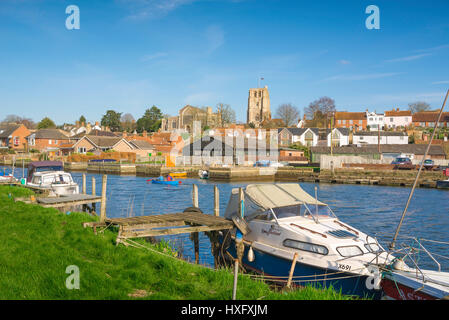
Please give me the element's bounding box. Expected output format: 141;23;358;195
366;111;384;131
278;128;319;147
327;128;350;147
353;131;408;145
383;109;412;129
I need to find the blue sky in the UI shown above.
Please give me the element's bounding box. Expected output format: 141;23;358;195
1;0;449;124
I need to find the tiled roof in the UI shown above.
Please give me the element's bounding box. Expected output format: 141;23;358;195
353;131;407;136
335;112;366;120
412;112;449;122
0;124;21;138
29;129;69;140
85;136;124;148
384;110;412;117
129;140;154;150
72;129;117;139
311;144;444;155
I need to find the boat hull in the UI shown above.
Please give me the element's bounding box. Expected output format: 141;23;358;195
151;179;180;186
169;172;187;178
436;180;449;189
222;237;381;299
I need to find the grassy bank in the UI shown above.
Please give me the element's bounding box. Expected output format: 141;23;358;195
0;185;349;300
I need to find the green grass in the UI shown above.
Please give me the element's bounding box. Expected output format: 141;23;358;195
0;185;350;300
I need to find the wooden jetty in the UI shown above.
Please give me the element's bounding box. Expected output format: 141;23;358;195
28;174;108;216
36;194;102;208
84;184;235;265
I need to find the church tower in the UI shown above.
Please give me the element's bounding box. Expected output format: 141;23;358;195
247;85;271;126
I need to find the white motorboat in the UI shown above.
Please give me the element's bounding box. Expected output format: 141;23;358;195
25;161;79;196
220;183;393;298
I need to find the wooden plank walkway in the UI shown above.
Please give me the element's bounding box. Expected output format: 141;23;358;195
37;194;102;208
84;211;234;243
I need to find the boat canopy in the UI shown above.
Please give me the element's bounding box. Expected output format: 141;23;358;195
224;183;326;220
27;161;64;182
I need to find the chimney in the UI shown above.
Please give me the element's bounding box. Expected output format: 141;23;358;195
81;121;85;128
76;121;80;128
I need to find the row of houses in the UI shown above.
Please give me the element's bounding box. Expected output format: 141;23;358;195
331;109;449;131
278;127;408;147
0;124;182;159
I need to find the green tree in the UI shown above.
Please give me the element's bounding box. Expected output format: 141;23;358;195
136;106;163;133
79;115;86;124
37;117;56;129
101;110;122;132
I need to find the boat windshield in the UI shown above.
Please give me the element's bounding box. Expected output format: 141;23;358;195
253;204;336;221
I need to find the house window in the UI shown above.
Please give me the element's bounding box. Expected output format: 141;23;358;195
349;120;353;124
342;120;346;124
390;118;393;122
359;120;362;124
54;140;58;145
13;137;19;146
48;140;52;145
78;147;86;153
338;120;341;124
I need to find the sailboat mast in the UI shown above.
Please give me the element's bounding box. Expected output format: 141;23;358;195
389;89;449;250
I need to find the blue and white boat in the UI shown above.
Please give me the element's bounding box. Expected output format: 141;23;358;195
220;183;393;298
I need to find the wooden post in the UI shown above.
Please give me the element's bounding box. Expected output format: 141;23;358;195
192;184;198;208
238;187;244;218
193;232;199;264
100;175;107;222
214;185;219;217
91;177;96;196
82;173;86;195
287;252;299;288
91;176;96;214
232;259;239;300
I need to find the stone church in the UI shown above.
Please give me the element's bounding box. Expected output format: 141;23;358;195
247;86;271;126
161;105;221;133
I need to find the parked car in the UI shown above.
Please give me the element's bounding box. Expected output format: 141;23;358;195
391;157;412;165
421;159;438;170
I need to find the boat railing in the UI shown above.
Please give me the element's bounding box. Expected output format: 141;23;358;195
413;238;441;272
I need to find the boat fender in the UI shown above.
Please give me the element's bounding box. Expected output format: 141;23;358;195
392;258;407;271
247;246;255;262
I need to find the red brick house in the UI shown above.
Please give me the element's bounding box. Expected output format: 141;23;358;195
0;124;31;151
26;129;71;156
334;112;367;131
412;111;449;128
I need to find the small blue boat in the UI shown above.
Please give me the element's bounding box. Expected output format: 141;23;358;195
148;176;181;185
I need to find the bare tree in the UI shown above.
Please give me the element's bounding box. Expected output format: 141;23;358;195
304;97;336;128
275;103;300;127
408;101;431;114
121;113;136;132
216;103;236;127
2;114;36;128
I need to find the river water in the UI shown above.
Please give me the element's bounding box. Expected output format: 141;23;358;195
5;167;449;271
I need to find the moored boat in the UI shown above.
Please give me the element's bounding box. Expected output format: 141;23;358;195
148;176;182;185
25;161;79;196
198;170;209;179
219;183;392;298
381;261;449;300
169;172;187;178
